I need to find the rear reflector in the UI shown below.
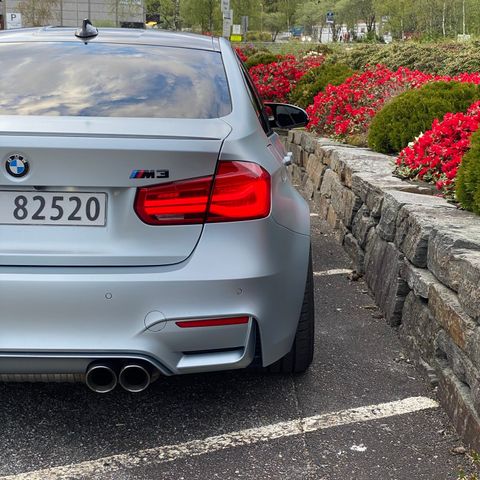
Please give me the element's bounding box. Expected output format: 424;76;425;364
176;316;249;328
135;161;270;225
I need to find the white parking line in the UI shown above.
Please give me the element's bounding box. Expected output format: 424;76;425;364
0;397;438;480
314;269;353;277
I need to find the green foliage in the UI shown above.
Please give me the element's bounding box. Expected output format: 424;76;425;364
246;31;272;42
244;52;279;70
288;63;355;109
457;129;480;214
325;41;480;76
368;82;480;154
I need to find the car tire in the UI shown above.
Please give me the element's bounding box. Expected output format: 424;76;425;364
267;247;315;374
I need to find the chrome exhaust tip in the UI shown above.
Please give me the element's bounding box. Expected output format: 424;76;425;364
85;364;117;394
118;364;151;393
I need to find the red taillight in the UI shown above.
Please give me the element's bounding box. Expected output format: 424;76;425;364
176;316;249;328
207;161;271;222
135;161;271;225
134;176;213;225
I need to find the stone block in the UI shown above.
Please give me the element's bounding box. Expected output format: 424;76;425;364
334;222;348;244
364;230;409;326
428;228;480;294
304;177;315;200
293;130;303;145
400;291;439;361
326;204;339;230
290;144;303;166
316;196;329;221
429;282;476;352
399;260;436;300
306;154;327;191
351;174;385;218
287;130;295;144
320;146;338;168
395;205;437;268
314;144;326;163
319;170;361;229
435;366;480;450
436;331;480;414
343;233;365;273
301;133;317;154
457;251;480;322
342;154;393;188
352;205;377;248
377;190;453;243
289;164;303;186
319;169;337;198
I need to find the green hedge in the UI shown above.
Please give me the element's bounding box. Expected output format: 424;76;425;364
368;82;480;154
244;52;278;70
288;63;355;109
457;129;480;214
325;41;480;76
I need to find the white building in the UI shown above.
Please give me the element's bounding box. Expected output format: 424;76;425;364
1;0;145;30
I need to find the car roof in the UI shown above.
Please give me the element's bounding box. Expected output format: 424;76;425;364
0;26;221;51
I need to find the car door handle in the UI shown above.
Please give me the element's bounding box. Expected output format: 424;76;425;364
283;152;293;166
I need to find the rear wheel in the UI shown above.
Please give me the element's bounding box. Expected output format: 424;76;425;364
267;248;314;374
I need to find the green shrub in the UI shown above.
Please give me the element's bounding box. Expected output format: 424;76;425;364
368;82;480;154
288;63;355;109
324;41;480;76
245;52;278;70
245;31;271;42
457;128;480;214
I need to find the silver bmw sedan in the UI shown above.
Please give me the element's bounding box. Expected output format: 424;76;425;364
0;23;313;393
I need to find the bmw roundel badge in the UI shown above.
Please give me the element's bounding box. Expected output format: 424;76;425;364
6;154;29;178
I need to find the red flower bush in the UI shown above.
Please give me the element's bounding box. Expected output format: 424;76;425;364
395;101;480;196
249;54;324;103
306;65;440;138
305;64;480;140
235;47;248;63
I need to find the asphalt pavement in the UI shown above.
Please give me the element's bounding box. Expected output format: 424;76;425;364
0;210;470;480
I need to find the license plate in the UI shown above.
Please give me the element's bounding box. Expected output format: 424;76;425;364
0;191;107;226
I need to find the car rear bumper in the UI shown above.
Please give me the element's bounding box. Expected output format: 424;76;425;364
0;219;310;376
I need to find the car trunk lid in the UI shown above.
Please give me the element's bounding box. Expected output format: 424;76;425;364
0;117;231;267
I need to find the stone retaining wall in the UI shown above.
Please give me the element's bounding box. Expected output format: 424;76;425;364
285;130;480;448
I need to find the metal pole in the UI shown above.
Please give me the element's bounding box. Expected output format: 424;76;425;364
2;0;7;30
463;0;466;36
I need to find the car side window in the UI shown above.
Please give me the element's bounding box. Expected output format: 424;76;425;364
238;61;272;136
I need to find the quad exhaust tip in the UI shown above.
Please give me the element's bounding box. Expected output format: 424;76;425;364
85;364;118;394
118;364;151;393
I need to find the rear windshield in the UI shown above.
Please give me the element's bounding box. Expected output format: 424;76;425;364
0;42;232;118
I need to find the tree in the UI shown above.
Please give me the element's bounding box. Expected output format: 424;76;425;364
18;0;59;26
296;2;324;35
145;0;176;29
181;0;221;33
337;0;376;33
263;11;285;41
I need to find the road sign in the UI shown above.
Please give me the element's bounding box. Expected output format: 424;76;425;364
223;18;232;38
221;0;230;14
232;24;241;35
326;11;334;24
6;12;22;29
230;35;242;42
